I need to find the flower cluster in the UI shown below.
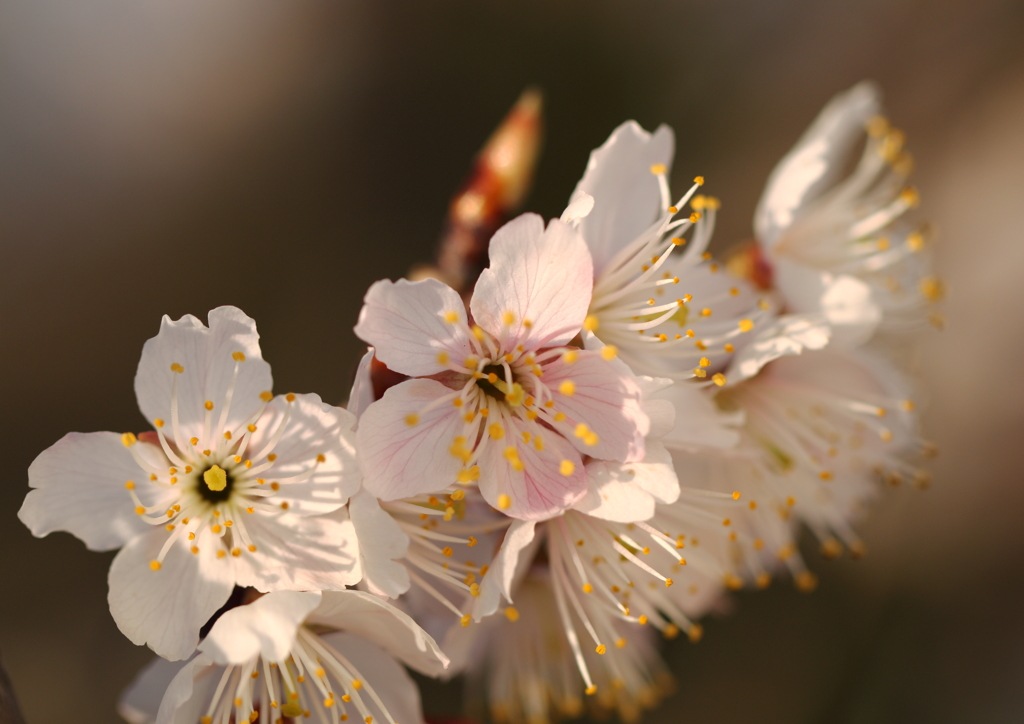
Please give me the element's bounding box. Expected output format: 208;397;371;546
18;81;939;724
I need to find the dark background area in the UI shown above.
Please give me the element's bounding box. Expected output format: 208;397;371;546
2;2;1024;722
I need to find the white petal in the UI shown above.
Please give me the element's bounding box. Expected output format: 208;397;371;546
347;347;376;421
726;313;833;384
248;393;360;514
476;416;587;521
774;258;882;348
354;278;475;377
471;214;593;348
19;432;166;551
135;306;272;438
655;383;743;451
573;121;675;272
199;591;322;664
541;353;649;462
154;654;222;724
473;519;538;619
356;379;465;501
118;656;188;724
231;509;362;592
108;528;235;661
320;631;427;724
308;590;450;676
350;487;411;598
755;82;881;247
576;441;678;521
560;190;594;225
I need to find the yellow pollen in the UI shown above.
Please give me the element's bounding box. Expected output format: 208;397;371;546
149;560;162;571
203;465;228;492
738;319;754;332
405;413;420;427
437;351;449;365
689;212;701;223
595;644;607;655
497;494;511;510
505;606;520;622
351;679;363;690
121;432;137;447
694;175;705;185
189;437;199;446
170;363;184;373
693;368;707;378
724;343;735;353
920;277;945;301
819;471;834;481
231;548;241;557
153;418;164;428
472;325;485;341
460;614;472;628
232;351;246;362
671;237;686;246
583;315;599;332
563;350;579;364
586;685;597;696
444;310;459;323
902;399;916;411
668;206;678;214
712;373;727;387
559;381;576;396
559;459;575;476
316;454;326;463
650;163;667;175
582;583;593;593
502;311;516;326
701;308;712;317
489;423;505;440
699;357;710;367
442;546;454;557
267;453;277;462
211;524;223;534
204;400;214;411
259;390;273;402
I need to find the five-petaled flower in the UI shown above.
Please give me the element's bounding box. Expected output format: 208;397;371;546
19;307;364;660
354;213;650;520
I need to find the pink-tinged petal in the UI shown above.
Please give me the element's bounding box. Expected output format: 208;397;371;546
108;528;234;661
774;258;882;348
309;590;449;676
320;631;428;724
231;509;361;592
118;655;188;724
471;214;593;348
199;591;322;664
135;306;272;439
726;313;833;384
576;441;679;522
19;432;169;551
248;393;360;514
560;190;594;225
573;121;675;273
543;353;649;462
476;416;587;521
755;82;881;248
349;487;411;598
356;379;465;501
473;520;538;620
347;347;376;421
153;654;222;724
354;278;475;377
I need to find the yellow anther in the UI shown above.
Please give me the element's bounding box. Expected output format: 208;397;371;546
738;319;754;332
562;350;579;364
149;560;162;571
595;644;607;655
700;308;712;317
436;351;449;365
586;685;597;696
582;583;594;593
796;571;819;592
189;437;199;446
351;679;363;690
650;163;667;175
712;373;727;387
443;310;460;324
698;356;710;368
203;465;228;492
819;471;833;481
231;351;246;362
442;546;454;558
469;583;481;597
121;432;137;447
668;206;678;214
170;363;184;374
497;494;511;510
689;212;701;223
405;413;420;427
135;506;145;515
693;368;707;378
559;459;575;476
223;431;232;440
231;548;241;557
671;237;686;246
900;186;920;208
457;466;480;483
693;175;705;185
488;423;505;440
501;310;516;326
553;411;567;422
504;606;520;622
460;614;471;627
665;578;674;587
472;325;485;341
583;315;599;332
920;277;945;301
285;393;296;403
259;390;273;402
204;400;214;411
724;343;735;353
559;380;576;396
153;418;165;429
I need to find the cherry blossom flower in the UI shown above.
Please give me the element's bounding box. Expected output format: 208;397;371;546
354;213;650;520
19;307;363;660
754;81;943;340
672;345;935;589
118;590;448;724
566;121;776;383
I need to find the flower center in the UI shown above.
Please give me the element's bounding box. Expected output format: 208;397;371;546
475;363;511;400
199;464;234;504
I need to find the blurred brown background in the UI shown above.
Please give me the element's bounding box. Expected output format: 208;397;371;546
2;1;1023;722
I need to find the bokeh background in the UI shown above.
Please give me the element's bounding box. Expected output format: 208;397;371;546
2;1;1023;722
